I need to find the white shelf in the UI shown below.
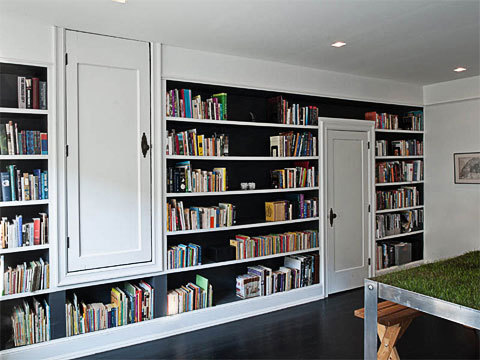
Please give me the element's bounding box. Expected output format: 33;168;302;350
375;259;425;276
0;107;48;115
0;199;49;207
0;244;49;255
375;155;423;160
0;288;52;302
0;155;48;160
166;116;319;130
167;217;320;236
376;205;424;214
166;155;319;161
376;230;424;241
375;129;424;134
376;181;424;187
166;186;319;197
165;247;320;274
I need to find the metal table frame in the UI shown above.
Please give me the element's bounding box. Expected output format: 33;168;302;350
364;279;480;359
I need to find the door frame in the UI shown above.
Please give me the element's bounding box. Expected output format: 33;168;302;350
319;117;375;296
55;27;164;286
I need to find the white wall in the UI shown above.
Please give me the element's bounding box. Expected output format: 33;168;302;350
424;76;480;260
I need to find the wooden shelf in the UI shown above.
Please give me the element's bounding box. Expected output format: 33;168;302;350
376;181;424;187
376;230;424;241
167;217;320;236
165;247;320;274
375;129;424;134
0;155;48;160
0;107;48;115
166;116;319;130
376;205;424;214
0;199;49;207
0;244;49;255
166;155;319;161
166;187;319;197
375;156;423;160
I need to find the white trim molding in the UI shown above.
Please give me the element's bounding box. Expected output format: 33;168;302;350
423;76;480;105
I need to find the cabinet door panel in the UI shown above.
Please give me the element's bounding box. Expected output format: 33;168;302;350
66;31;151;272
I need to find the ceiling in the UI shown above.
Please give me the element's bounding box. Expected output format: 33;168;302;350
1;0;479;85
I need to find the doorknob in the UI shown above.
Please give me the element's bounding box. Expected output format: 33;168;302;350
141;132;150;158
329;208;337;227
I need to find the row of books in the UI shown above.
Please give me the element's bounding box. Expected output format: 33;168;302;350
376;160;423;183
236;253;319;299
271;165;317;189
167;243;202;269
1;257;49;295
65;281;154;337
375;209;424;239
270;132;317;157
375;139;423;157
267;96;319;126
376;187;421;211
376;241;412;269
11;297;50;347
0;166;48;201
166;275;213;315
166;89;227;120
265;195;318;221
166;129;229;157
0;122;47;155
167;161;227;193
1;213;48;249
230;230;318;260
366;111;424;131
167;199;237;232
17;77;47;110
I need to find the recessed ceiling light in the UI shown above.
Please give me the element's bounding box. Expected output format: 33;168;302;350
331;41;347;48
454;67;467;72
112;0;127;3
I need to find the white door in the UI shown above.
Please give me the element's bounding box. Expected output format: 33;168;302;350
65;31;152;272
326;128;370;294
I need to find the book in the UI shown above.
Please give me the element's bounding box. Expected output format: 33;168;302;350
25;78;32;109
1;172;12;201
39;81;47;110
32;78;40;109
167;277;213;315
17;77;26;108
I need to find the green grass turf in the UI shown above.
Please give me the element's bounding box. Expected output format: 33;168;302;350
374;251;480;310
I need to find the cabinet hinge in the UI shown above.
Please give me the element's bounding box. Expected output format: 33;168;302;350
368;258;371;266
67;236;70;248
368;141;370;149
65;53;68;65
368;204;371;212
65;144;69;157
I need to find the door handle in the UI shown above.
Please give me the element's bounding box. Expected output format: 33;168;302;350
329;208;337;227
141;132;150;158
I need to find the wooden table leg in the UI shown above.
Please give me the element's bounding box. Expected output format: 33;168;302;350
377;324;402;360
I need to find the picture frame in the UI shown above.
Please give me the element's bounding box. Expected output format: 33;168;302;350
454;152;480;184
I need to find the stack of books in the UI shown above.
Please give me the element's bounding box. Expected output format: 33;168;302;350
65;281;154;336
1;257;49;295
376;160;423;183
267;96;319;125
375;209;424;239
265;194;318;222
10;297;50;347
229;230;318;260
167;243;202;269
376;187;420;211
166;129;229;156
375;139;423;157
402;111;424;131
365;112;399;130
166;275;213;315
0;166;48;201
1;213;48;249
0;122;47;155
236;253;319;299
269;132;317;157
167;199;236;232
167;161;227;193
17;77;47;110
166;89;227;120
271;165;317;188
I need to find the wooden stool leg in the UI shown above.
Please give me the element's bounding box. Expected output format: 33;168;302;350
377;324;402;360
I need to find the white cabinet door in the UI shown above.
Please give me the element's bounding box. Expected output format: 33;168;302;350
65;31;151;272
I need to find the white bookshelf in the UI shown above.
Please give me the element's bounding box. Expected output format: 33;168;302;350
0;155;48;160
0;288;53;302
376;205;424;214
375;229;424;241
0;244;50;255
375;155;423;160
0;199;49;207
375;129;424;134
375;180;424;187
166;186;319;197
166;116;318;129
0;107;49;115
166;155;319;161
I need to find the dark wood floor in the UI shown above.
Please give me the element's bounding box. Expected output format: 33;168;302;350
81;288;479;359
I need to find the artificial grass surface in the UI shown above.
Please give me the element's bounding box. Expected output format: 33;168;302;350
374;251;480;310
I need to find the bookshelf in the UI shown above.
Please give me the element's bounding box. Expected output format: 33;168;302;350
372;111;425;274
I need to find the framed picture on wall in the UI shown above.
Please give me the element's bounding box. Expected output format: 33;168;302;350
454;152;480;184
